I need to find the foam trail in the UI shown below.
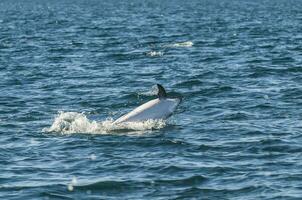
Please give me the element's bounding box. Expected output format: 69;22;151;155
43;111;166;134
167;41;194;47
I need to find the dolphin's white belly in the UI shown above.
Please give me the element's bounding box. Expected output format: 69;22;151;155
114;98;180;123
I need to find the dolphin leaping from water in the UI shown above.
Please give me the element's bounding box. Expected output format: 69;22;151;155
114;84;181;124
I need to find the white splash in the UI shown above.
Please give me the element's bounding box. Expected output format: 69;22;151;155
67;176;78;192
89;154;97;160
147;51;164;57
43;111;166;134
71;176;78;185
67;184;73;192
168;41;194;47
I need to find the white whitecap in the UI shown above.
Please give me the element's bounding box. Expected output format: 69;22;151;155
167;41;194;48
147;51;164;57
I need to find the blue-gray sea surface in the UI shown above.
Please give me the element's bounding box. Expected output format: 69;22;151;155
1;0;302;199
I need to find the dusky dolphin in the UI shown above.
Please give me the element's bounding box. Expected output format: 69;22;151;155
114;84;181;124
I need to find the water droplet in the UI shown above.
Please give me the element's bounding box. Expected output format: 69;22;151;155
67;184;73;191
71;176;77;185
90;154;97;160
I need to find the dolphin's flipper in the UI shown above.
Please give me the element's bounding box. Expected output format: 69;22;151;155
157;84;167;99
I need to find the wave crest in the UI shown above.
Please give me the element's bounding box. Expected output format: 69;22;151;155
147;51;164;57
168;41;194;47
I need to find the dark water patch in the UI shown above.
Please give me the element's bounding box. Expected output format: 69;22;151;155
271;56;296;64
220;111;254;121
75;175;207;193
173;185;270;200
154;165;194;174
75;180;137;191
155;175;207;187
262;144;302;154
174;80;203;88
202;85;234;97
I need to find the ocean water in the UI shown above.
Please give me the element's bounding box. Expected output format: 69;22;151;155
1;0;302;199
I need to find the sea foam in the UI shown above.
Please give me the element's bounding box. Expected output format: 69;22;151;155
147;51;164;57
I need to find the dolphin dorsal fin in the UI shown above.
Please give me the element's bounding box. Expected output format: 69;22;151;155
157;84;167;99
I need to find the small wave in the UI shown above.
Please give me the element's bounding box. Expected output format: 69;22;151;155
168;41;194;47
146;51;164;57
43;111;166;134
